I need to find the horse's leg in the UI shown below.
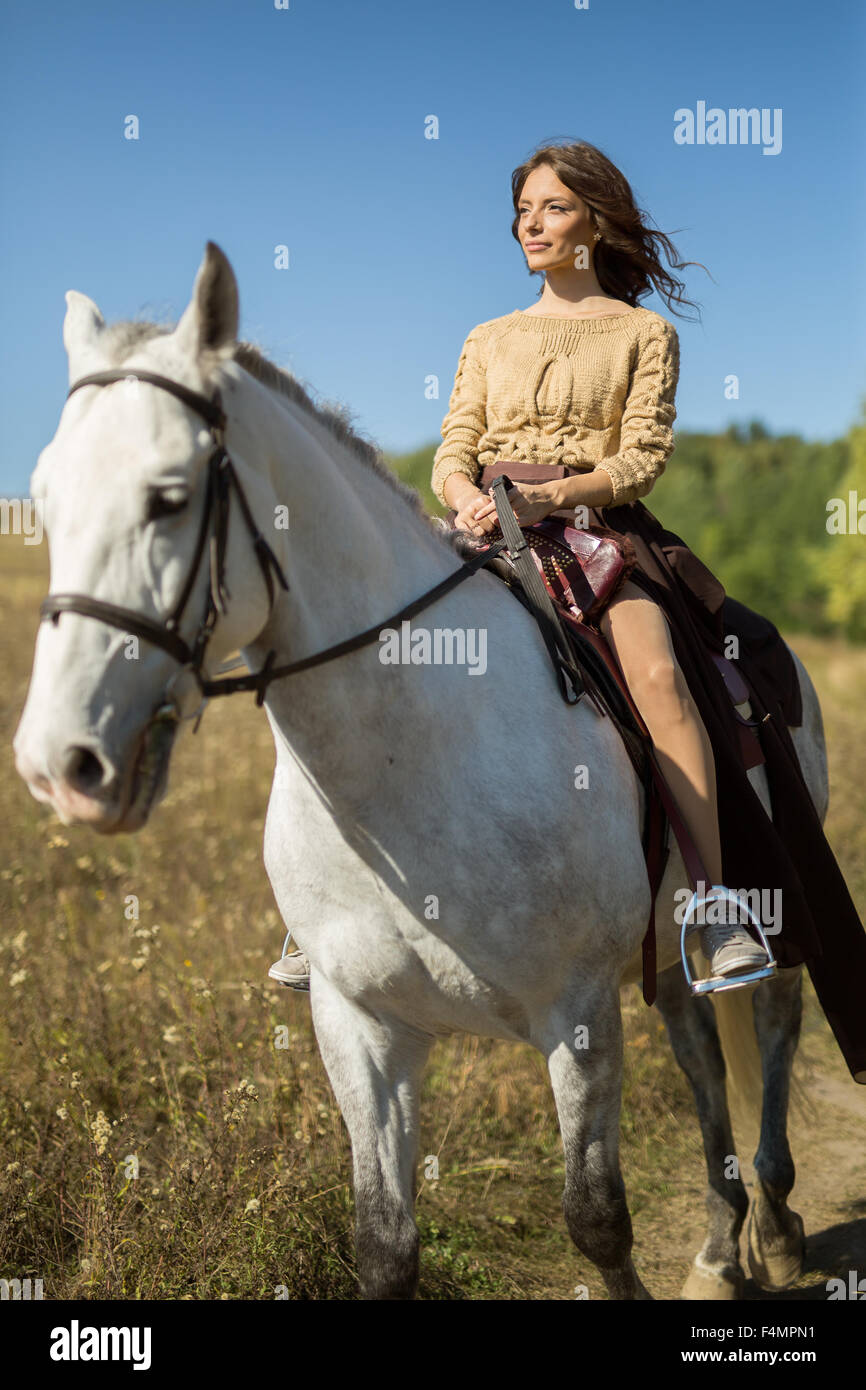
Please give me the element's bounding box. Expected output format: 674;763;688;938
545;986;651;1300
654;961;748;1299
309;973;431;1300
747;965;806;1289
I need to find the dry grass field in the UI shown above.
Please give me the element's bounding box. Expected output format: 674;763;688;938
1;532;864;1300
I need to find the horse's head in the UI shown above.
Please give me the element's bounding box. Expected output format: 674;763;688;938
14;242;280;833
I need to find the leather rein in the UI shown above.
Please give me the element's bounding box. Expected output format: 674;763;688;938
40;369;505;719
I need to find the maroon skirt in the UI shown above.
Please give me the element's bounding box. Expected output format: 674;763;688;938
604;498;866;1082
463;479;866;1083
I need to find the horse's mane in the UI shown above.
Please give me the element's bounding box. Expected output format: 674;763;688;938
102;318;475;558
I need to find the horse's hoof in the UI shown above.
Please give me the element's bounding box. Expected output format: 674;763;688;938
680;1258;744;1300
746;1207;805;1290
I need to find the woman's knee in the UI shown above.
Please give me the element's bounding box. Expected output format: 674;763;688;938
631;657;691;724
600;584;698;725
601;620;691;728
602;594;684;704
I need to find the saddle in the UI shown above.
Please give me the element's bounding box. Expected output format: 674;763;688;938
471;469;767;774
465;472;769;1006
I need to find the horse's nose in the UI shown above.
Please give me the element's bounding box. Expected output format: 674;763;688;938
42;742;126;828
58;744;114;796
13;744;51;796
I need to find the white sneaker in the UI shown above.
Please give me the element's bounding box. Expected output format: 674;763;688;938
268;949;311;991
700;920;770;978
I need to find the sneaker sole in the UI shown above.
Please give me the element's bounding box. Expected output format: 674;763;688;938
712;952;771;977
267;967;311;991
692;961;777;995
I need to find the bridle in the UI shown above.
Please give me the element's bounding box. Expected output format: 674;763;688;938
40;369;502;722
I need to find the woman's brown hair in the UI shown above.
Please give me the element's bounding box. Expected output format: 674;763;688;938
511;140;709;321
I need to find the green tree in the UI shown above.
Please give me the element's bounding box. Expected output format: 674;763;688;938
817;400;866;641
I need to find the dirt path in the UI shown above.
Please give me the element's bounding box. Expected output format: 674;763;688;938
626;1015;866;1302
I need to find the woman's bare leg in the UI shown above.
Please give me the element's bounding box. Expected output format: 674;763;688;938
598;578;771;985
599;580;722;885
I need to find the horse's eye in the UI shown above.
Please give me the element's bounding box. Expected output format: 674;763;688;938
146;487;189;522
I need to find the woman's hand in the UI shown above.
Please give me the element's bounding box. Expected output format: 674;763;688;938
472;481;559;530
453;489;500;536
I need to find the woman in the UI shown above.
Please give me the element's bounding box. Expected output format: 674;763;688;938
270;142;866;1086
433;142;767;990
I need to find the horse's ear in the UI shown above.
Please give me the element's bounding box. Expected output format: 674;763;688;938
173;241;239;367
63;291;107;384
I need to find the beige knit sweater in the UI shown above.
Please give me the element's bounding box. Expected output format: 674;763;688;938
431;305;680;509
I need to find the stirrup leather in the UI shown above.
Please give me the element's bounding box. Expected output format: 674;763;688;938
680;884;778;996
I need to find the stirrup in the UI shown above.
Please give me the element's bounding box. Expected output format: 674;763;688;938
268;929;311;992
680;884;778;996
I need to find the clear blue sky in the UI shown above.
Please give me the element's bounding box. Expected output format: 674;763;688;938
1;0;863;495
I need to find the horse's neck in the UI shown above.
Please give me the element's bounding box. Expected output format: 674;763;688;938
222;371;607;831
227;366;466;731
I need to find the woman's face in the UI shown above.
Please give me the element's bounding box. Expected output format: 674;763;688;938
516;165;596;273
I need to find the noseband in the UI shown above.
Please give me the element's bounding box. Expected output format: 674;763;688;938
40;369;501;719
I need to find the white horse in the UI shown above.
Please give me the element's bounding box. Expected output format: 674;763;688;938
15;243;822;1299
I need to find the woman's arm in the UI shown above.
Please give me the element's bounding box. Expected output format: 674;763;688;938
590;317;680;507
431;325;489;509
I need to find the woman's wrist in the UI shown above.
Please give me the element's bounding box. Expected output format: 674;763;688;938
550;469;614;510
443;472;482;510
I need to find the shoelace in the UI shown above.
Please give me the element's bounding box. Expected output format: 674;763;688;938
700;919;766;953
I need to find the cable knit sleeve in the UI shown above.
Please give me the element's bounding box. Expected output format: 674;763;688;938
431;324;489;506
594;317;680;507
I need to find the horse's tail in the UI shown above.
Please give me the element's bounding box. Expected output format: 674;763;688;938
709;973;811;1144
711;985;765;1138
685;951;764;1135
